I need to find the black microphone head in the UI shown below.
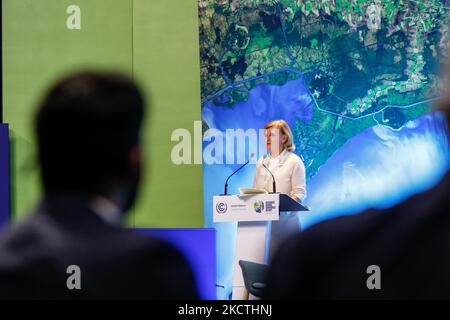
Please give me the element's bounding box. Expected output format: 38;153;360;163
224;152;254;195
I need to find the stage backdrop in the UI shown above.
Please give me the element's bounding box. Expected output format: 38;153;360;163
199;0;450;299
2;0;203;227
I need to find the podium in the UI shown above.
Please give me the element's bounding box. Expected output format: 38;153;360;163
213;193;309;299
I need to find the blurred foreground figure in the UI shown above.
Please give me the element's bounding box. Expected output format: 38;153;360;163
266;69;450;299
0;72;198;299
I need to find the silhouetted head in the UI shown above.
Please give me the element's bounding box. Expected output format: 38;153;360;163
35;72;145;212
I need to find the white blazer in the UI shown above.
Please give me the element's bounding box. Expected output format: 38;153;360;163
252;150;307;202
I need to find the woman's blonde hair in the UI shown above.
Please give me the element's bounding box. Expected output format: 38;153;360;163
264;119;295;151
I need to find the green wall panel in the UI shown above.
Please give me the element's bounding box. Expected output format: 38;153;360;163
3;0;133;221
3;0;203;227
132;0;203;227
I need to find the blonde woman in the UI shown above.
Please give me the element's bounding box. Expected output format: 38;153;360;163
253;120;306;258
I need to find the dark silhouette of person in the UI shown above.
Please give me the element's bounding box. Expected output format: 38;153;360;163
265;84;450;300
0;72;198;299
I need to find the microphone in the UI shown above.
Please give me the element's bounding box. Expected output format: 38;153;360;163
262;156;277;193
223;153;254;195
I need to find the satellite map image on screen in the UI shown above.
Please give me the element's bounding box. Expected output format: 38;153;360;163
200;0;449;177
199;0;449;297
200;0;450;220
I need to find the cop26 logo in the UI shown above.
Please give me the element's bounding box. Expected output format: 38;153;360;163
253;200;265;213
216;202;227;214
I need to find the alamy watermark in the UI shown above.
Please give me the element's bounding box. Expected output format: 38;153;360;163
366;265;381;290
66;265;81;290
170;121;282;165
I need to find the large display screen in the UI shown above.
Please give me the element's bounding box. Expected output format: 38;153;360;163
199;0;450;298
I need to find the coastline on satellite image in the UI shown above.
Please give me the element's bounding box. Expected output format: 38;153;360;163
198;0;450;298
199;0;449;179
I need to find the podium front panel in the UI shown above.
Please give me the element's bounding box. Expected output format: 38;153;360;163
213;194;279;222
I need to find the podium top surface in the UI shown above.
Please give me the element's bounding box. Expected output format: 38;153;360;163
278;193;309;212
231;193;309;212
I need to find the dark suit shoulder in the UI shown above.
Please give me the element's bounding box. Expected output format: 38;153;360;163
266;171;450;299
79;228;199;299
287;170;450;257
0;207;199;299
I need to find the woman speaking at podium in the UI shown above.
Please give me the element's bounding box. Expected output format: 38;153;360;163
253;119;306;259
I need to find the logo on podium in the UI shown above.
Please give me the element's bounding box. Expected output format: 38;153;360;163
253;200;265;213
216;202;227;214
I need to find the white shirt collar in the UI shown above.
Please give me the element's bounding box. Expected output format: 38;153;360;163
268;149;289;162
264;149;290;171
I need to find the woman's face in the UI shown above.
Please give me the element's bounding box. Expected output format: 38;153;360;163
265;127;287;155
